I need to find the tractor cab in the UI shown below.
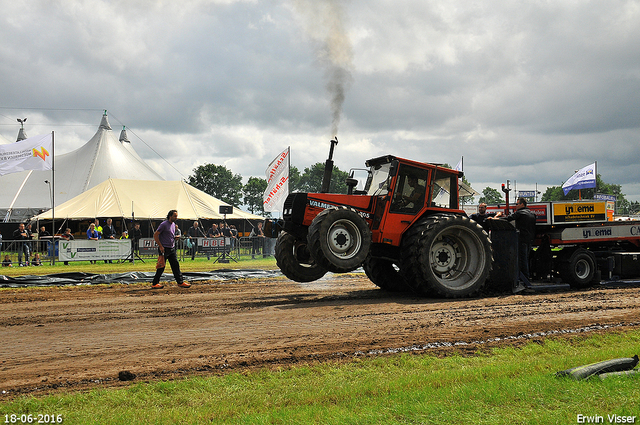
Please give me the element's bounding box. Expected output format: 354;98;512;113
361;155;463;246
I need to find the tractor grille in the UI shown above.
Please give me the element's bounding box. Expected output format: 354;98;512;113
283;193;307;224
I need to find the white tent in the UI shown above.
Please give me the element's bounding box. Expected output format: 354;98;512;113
32;178;263;221
1;112;164;222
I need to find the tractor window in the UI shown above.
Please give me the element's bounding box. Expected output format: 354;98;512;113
430;170;458;209
365;163;392;196
390;165;429;214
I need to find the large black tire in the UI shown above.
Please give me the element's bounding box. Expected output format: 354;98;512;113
399;217;433;294
415;215;493;298
275;232;327;282
363;255;410;292
308;207;372;273
559;248;596;289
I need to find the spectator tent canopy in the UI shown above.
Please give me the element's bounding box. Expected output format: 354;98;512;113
32;178;263;221
1;112;164;222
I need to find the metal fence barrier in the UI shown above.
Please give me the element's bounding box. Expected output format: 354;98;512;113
0;236;277;267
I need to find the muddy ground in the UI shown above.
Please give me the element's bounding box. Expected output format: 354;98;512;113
1;273;640;399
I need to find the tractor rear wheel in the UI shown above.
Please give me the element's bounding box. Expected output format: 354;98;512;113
363;255;410;292
308;207;372;273
400;217;433;294
275;231;327;282
414;215;492;298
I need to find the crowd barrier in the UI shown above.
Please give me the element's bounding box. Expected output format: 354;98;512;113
0;236;276;267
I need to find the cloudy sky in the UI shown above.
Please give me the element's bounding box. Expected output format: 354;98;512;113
1;0;639;203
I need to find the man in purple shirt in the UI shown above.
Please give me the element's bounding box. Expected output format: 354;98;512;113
152;209;190;289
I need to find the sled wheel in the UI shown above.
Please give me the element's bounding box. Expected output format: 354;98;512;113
560;248;596;289
275;231;327;282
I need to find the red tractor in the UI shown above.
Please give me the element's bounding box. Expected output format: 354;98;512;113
267;154;493;298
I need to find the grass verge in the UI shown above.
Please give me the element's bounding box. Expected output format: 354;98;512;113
0;256;278;278
1;330;639;424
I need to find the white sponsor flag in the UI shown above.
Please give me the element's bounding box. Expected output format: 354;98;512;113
454;157;463;171
263;147;290;212
562;162;596;195
0;133;53;176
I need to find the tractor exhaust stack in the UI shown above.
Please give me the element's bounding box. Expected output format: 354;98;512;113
321;136;339;193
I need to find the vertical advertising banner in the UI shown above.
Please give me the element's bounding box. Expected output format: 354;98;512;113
263;147;290;212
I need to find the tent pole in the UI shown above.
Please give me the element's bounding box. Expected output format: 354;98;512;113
4;170;33;222
51;131;56;266
131;202;135;265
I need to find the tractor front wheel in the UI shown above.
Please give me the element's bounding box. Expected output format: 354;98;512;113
308;207;372;273
275;231;327;282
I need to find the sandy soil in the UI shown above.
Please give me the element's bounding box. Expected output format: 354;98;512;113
1;273;639;399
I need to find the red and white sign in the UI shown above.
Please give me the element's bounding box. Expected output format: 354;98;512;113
263;147;290;212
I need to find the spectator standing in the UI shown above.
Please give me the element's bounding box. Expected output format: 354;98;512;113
229;224;238;249
39;225;51;237
207;223;220;238
87;223;100;264
25;223;34;253
103;219;116;239
250;222;265;258
94;219;103;239
13;223;31;266
187;221;205;260
38;225;51;253
132;222;143;254
151;209;190;289
61;228;74;266
102;218;116;263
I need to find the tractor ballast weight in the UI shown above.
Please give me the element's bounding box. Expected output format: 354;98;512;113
269;154;494;298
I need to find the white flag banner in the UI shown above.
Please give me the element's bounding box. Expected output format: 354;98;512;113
562;162;596;195
0;133;53;176
263;147;290;212
454;157;462;172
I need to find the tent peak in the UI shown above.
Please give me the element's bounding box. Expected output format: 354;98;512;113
119;126;130;143
99;110;112;131
16;127;28;142
16;117;28;141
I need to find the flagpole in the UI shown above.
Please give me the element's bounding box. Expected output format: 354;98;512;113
51;131;56;266
595;161;598;197
287;146;290;218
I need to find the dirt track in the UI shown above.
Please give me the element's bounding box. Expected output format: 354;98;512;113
1;273;640;399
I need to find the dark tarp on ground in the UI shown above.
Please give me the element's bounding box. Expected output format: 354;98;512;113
0;269;282;288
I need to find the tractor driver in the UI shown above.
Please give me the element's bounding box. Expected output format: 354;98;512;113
399;175;425;211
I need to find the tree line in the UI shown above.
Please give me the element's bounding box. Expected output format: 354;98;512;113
188;163;638;217
186;163;350;216
477;174;638;215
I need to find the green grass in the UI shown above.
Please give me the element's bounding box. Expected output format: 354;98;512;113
0;254;278;278
1;331;639;424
